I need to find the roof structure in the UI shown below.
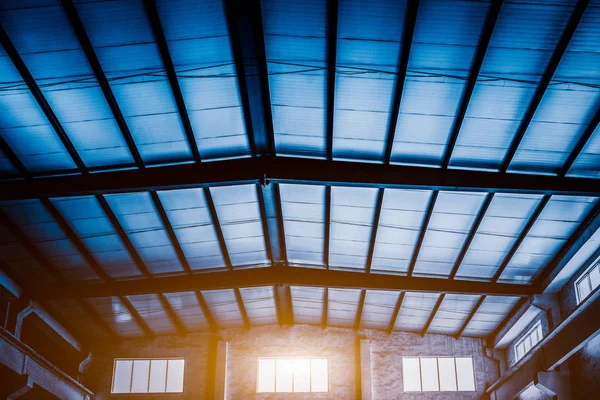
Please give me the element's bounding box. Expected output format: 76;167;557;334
0;0;599;347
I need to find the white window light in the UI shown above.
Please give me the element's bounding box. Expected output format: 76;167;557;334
575;260;600;304
112;358;185;394
257;358;328;393
402;357;476;392
514;321;543;362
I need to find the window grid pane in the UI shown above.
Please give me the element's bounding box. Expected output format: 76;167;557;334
514;321;544;362
257;358;328;393
576;261;600;304
402;357;475;392
111;359;185;394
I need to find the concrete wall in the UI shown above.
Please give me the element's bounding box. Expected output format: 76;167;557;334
567;320;600;399
86;325;498;400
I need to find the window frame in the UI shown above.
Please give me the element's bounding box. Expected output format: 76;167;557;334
575;260;600;304
256;357;329;393
513;320;543;363
111;358;186;395
402;356;476;393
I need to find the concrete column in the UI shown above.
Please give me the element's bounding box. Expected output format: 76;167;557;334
360;339;373;400
214;340;228;400
536;371;572;400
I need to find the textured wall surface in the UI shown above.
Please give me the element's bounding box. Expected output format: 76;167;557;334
568;333;600;400
85;325;498;399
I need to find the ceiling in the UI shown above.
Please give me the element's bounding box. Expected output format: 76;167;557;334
0;0;599;346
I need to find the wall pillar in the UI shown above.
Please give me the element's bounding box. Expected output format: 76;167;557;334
214;340;228;400
360;339;372;400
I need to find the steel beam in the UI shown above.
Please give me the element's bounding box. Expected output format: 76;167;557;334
455;295;485;338
384;0;419;164
449;193;494;279
322;288;329;329
224;0;274;156
234;288;250;330
258;184;287;264
387;292;405;334
61;0;144;168
421;294;445;336
326;0;339;160
365;189;384;273
3;157;600;200
0;136;28;177
407;191;438;276
324;186;332;269
0;24;86;173
274;285;293;326
500;0;590;172
441;0;502;167
37;265;537;301
196;291;218;333
144;0;201;162
354;290;366;331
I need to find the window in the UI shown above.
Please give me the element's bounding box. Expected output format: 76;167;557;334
402;357;475;392
514;321;543;362
112;359;185;394
257;358;328;393
576;261;600;304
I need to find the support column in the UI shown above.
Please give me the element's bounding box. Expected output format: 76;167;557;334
360;339;373;400
214;340;228;400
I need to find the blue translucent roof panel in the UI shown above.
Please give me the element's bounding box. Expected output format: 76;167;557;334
127;294;176;335
326;288;361;328
156;0;250;160
461;295;520;337
262;0;328;157
372;189;432;274
360;290;400;330
510;5;600;175
0;224;57;283
50;196;142;278
157;188;225;270
290;286;325;325
0;47;76;173
86;296;143;337
280;184;326;266
1;199;98;281
427;294;481;335
104;192;184;275
332;0;406;161
500;195;597;283
74;0;192;164
450;1;575;170
456;193;543;280
164;292;208;331
414;192;487;277
391;0;489;165
201;289;244;328
568;124;600;178
394;292;440;332
330;186;378;270
210;185;269;266
0;4;133;168
239;286;278;326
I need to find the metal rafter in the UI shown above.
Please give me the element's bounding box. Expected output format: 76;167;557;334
326;0;339;160
224;0;275;156
354;290;366;331
407;191;438;276
0;25;87;173
500;0;590;172
324;186;332;269
387;292;405;334
441;0;503;167
491;195;551;282
560;106;600;176
0;136;28;177
383;0;419;164
144;0;201;163
195;291;218;333
38;265;537;301
322;288;329;329
234;288;251;330
455;295;485;338
61;0;144;168
274;285;293;326
4;157;600;200
449;193;495;279
421;293;445;337
96;194;185;336
365;189;384;274
257;184;287;265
